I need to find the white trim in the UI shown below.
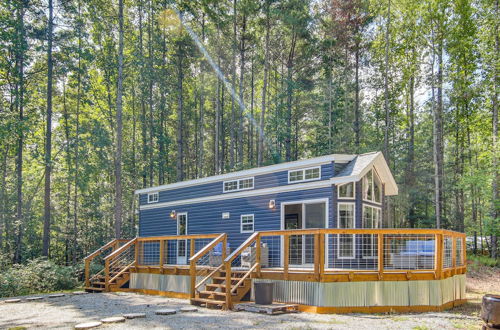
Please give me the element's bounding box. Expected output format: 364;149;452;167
288;166;322;184
176;212;188;235
140;180;333;210
223;177;254;193
135;154;355;194
361;204;381;259
240;214;255;233
280;198;329;267
362;168;383;205
337;182;355;199
337;202;356;259
147;192;159;203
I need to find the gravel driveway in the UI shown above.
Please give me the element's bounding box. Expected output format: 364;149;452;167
0;291;482;330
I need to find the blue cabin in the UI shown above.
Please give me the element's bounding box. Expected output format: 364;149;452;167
85;151;467;313
135;152;397;266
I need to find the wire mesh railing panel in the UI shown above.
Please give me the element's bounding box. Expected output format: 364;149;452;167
260;235;281;268
455;237;464;267
383;234;435;270
137;240;160;266
232;241;256;269
443;236;453;269
326;234;378;270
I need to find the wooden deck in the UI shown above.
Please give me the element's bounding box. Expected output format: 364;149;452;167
84;228;466;311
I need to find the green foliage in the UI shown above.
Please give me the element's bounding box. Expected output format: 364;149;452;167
0;258;79;298
468;255;499;268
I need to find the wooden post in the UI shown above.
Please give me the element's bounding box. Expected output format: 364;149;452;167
104;259;110;291
159;239;164;271
314;233;320;281
84;259;90;288
255;234;261;277
451;235;457;275
222;235;227;260
164;239;168;266
190;238;195;265
435;233;443;279
462;236;466;270
135;241;140;267
377;233;384;279
189;259;196;299
319;233;325;280
284;234;289;280
225;261;232;310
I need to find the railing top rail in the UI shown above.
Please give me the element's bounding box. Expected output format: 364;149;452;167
189;233;226;263
105;237;137;261
137;233;221;242
258;228;466;237
224;232;259;263
84;239;119;261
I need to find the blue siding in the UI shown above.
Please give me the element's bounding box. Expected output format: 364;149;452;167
139;163;334;206
139;186;334;249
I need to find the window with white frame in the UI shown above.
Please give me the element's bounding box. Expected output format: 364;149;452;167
223;177;254;193
288;167;321;183
362;205;381;258
337;203;355;258
338;182;355;199
240;214;254;233
362;169;382;203
147;192;159;203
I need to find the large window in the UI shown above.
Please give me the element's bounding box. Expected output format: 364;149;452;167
223;177;254;193
337;203;355;259
288;167;321;183
338;182;355;199
362;205;381;258
147;192;159;203
240;214;255;233
363;169;382;203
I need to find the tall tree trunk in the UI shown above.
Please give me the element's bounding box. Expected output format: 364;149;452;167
248;55;254;166
230;0;237;169
354;43;360;151
138;0;148;187
285;32;297;162
147;0;154;186
491;0;499;258
407;76;416;227
42;0;54;256
62;81;72;264
257;0;270;166
176;40;184;181
383;0;391;164
114;0;124;239
0;147;8;252
215;31;221;173
14;1;25;263
238;12;246;166
198;15;205;178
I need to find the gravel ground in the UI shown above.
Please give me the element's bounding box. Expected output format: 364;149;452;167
0;291;483;330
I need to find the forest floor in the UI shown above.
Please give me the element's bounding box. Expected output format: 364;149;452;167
0;265;498;330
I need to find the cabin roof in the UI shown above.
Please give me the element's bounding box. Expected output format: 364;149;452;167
135;152;398;196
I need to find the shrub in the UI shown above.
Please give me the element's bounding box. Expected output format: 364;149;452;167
468;255;499;268
0;258;79;297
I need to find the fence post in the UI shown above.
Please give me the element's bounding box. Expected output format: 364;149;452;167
435;233;443;279
104;259;110;292
189;259;196;299
284;234;289;280
190;239;195;266
319;232;325;280
84;259;90;288
377;233;384;279
159;239;164;271
222;234;227;260
134;240;140;267
255;234;261;277
225;261;232;310
452;235;457;275
314;233;320;281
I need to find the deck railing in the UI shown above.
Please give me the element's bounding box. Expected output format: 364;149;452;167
83;238;130;287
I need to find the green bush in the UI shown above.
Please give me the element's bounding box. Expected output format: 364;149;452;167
468;254;499;268
0;258;79;297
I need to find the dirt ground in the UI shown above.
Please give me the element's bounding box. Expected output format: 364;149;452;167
0;266;498;330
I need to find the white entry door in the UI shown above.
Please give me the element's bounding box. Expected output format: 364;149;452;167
177;212;188;265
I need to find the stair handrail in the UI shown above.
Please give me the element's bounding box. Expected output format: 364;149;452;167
223;232;260;309
230;262;259;294
104;237;137;291
189;233;227;298
84;239;120;288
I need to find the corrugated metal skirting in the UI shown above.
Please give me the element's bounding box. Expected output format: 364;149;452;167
253;274;465;307
130;273;205;294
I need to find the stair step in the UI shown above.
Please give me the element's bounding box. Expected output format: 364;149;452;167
199;290;236;297
205;283;245;290
85;287;105;291
190;297;226;306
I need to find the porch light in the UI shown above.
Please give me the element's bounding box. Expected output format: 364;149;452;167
269;199;276;209
170;210;176;219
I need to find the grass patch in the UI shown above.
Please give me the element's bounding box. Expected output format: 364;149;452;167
412;326;429;330
8;327;27;330
391;316;410;322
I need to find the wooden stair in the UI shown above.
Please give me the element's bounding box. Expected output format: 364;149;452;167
190;270;252;310
85;268;131;292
